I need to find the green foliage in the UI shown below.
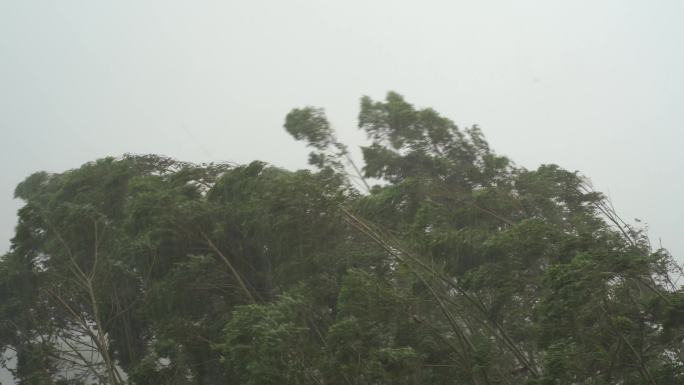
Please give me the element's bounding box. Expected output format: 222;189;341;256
221;293;317;385
285;107;333;150
0;93;681;385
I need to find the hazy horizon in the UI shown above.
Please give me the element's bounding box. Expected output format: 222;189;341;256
2;2;682;255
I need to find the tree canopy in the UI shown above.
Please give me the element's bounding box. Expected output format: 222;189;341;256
1;92;682;384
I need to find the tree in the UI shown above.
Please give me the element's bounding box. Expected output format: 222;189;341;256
1;93;681;384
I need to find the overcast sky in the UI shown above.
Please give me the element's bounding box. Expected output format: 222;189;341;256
1;0;683;271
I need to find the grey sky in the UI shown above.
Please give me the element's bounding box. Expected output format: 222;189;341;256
1;0;683;270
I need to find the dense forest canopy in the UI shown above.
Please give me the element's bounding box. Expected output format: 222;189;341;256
1;93;682;384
